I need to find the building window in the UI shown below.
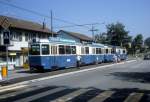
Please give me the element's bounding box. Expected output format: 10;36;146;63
33;34;36;39
12;31;22;41
38;34;41;39
41;44;49;55
25;33;28;41
28;33;36;41
19;33;22;41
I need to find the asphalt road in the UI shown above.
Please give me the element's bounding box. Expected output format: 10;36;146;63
1;60;150;102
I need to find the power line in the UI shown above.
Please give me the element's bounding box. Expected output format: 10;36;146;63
0;0;50;18
0;0;94;30
53;17;94;29
54;23;99;29
89;25;99;42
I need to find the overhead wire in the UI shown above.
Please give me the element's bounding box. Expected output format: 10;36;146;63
0;0;99;29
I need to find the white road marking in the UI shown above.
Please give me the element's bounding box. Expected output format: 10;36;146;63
0;86;40;99
88;91;115;102
0;84;28;93
124;93;144;102
14;87;66;102
51;88;91;102
0;60;136;92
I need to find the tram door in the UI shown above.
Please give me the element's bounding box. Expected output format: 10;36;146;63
51;45;57;67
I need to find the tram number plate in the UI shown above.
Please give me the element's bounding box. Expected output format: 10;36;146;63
67;59;71;62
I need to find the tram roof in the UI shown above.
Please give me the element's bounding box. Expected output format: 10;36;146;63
30;38;82;45
91;43;105;48
104;44;126;49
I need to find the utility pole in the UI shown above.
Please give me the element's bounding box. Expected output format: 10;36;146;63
51;10;53;37
89;25;98;42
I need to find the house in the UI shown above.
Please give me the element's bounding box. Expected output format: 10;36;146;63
57;30;93;44
0;15;57;67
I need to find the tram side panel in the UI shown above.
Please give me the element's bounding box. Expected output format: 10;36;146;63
54;55;77;68
104;48;114;62
29;56;43;70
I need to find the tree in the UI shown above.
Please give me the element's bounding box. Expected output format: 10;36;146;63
94;32;107;44
106;22;130;47
132;34;143;53
145;37;150;49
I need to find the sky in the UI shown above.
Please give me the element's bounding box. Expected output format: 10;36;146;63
0;0;150;39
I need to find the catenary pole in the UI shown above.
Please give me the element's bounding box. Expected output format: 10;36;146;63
51;10;53;37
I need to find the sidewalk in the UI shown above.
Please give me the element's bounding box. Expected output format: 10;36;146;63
0;68;38;86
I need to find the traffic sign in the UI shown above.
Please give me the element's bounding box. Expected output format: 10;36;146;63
3;30;10;45
1;18;10;30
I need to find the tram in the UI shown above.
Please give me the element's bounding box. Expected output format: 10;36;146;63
28;37;127;71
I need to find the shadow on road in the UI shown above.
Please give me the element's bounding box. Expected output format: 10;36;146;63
111;72;150;83
1;85;150;102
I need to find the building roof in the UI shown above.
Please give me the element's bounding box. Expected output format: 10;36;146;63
58;30;93;42
0;15;56;34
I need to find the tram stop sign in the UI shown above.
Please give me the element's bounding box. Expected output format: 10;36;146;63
3;31;10;45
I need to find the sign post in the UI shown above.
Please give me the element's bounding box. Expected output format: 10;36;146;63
3;30;10;79
1;18;11;80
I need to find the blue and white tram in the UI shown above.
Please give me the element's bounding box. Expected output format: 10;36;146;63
103;45;115;62
75;43;106;65
91;43;105;63
29;38;80;70
112;46;127;60
28;38;127;71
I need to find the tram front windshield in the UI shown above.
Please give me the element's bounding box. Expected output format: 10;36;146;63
29;44;40;55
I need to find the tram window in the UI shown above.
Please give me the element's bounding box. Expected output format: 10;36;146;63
59;45;65;54
118;50;121;54
111;49;115;54
29;44;40;55
41;44;49;55
81;47;85;54
99;48;102;54
103;49;105;54
106;49;109;54
51;46;57;54
66;46;71;54
96;48;99;54
123;50;126;54
71;46;76;54
85;47;89;54
101;49;104;54
109;49;111;53
92;48;96;54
